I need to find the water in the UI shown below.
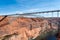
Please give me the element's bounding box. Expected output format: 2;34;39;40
47;35;57;40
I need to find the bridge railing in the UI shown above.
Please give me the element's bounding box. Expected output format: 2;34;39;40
0;10;60;17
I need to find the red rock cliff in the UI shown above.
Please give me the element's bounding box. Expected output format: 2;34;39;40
0;16;58;40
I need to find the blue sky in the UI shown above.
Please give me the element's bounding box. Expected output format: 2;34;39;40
0;0;60;15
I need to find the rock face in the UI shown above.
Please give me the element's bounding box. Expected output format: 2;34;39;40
57;32;60;40
0;16;58;40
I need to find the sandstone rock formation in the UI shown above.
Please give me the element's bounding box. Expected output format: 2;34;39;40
0;16;58;40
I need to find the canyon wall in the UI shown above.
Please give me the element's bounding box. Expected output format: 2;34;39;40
0;16;59;40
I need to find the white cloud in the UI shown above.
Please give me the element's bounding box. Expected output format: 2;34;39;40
27;9;39;12
22;8;40;13
15;11;23;14
0;11;24;15
0;8;40;15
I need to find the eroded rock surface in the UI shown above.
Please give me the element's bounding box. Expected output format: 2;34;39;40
0;16;58;40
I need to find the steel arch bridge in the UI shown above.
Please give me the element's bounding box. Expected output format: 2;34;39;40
0;10;60;17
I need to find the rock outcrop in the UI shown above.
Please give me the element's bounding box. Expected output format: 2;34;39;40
0;16;58;40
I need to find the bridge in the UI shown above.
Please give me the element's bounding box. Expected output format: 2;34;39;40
0;10;60;17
